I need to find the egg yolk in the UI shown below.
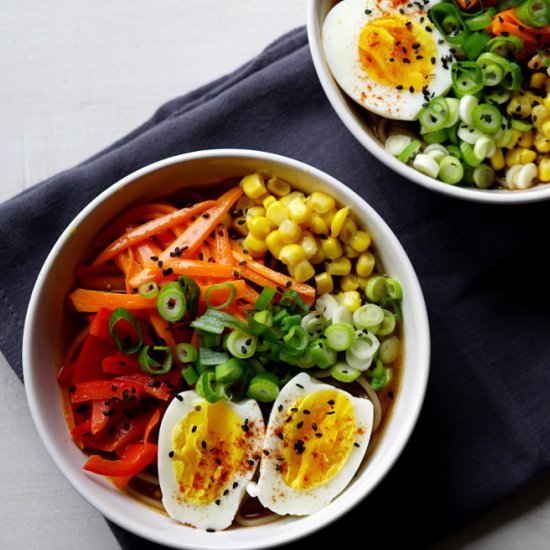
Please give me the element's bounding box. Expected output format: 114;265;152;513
358;14;437;92
278;389;356;491
171;401;253;505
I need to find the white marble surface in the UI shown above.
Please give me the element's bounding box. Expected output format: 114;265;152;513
1;1;549;549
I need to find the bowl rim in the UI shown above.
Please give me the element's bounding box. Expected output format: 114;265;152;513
22;148;431;549
306;0;550;204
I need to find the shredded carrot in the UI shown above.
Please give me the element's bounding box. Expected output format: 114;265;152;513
456;0;479;10
148;311;178;361
233;251;316;304
492;9;545;49
213;225;235;266
70;288;156;312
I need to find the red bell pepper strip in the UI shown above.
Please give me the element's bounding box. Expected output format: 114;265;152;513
71;380;143;403
83;441;158;478
70;334;117;384
91;400;110;435
102;352;142;375
89;307;114;341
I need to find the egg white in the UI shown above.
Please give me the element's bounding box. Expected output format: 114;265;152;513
255;372;373;516
322;0;454;120
157;391;264;531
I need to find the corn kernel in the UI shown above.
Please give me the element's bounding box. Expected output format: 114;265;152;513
542;119;550;139
241;173;266;199
309;242;326;265
315;272;334;294
344;244;360;258
279;244;306;266
280;191;304;204
534;131;550;153
265;230;285;258
266;176;291;197
506;147;537;167
279;219;302;243
321;208;337;226
330;207;350;238
289;259;315;283
539;157;550;181
243;233;267;257
339;218;358;243
231;216;248;237
247;216;271;238
308;191;336;214
308;214;329;235
266;201;289;226
262;195;277;210
506;95;532;118
489;148;505;172
326;256;352;276
298;231;318;259
340;274;360;292
532;104;550;129
321;236;343;259
356;251;375;278
356;276;369;291
518;130;534;149
245;206;266;221
350;230;371;252
341;290;362;312
543;94;550;112
287;198;312;225
530;72;547;89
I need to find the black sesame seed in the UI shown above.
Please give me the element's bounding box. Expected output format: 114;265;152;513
233;482;239;489
192;425;197;432
202;440;207;449
169;450;174;457
247;459;255;466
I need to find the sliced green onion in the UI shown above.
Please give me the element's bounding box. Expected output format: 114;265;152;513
462;31;491;60
348;333;380;365
199;347;229;366
418;98;452;133
215;357;244;383
430;2;469;44
515;0;550;27
301;311;327;339
484;87;510;105
176;343;198;363
279;289;309;314
439;155;465;184
473;163;496;189
379;336;401;365
283;325;309;352
353;304;384;331
380;296;402;321
272;308;288;325
465;10;496;31
323;323;356;351
458;123;484;144
365;275;388;303
190;309;249;335
199;330;221;348
376;309;397;336
182;365;199;386
297;350;316;369
460;141;484;167
226;330;257;359
332;304;353;325
451;61;484;97
254;286;276;311
205;283;236;310
471;103;502;134
486;34;524;56
308;338;338;369
253;309;273;327
474;135;497;159
476;52;510;69
495;0;523;12
157;281;187;323
280;314;302;332
108;308;142;354
422;129;449;145
368;358;392;391
384;277;402;300
196;371;228;403
511;118;532;131
138;345;172;375
138;281;159;299
330;362;361;383
178;276;200;319
481;62;505;86
247;372;280;403
502;62;522;90
397;140;421;162
446;144;463;159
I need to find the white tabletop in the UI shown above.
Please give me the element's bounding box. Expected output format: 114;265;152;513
1;1;549;548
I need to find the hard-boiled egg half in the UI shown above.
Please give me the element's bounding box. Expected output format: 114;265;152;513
158;391;264;531
322;0;454;120
255;373;373;515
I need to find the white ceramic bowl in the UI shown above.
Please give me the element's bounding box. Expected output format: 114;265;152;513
307;0;550;204
23;149;430;549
